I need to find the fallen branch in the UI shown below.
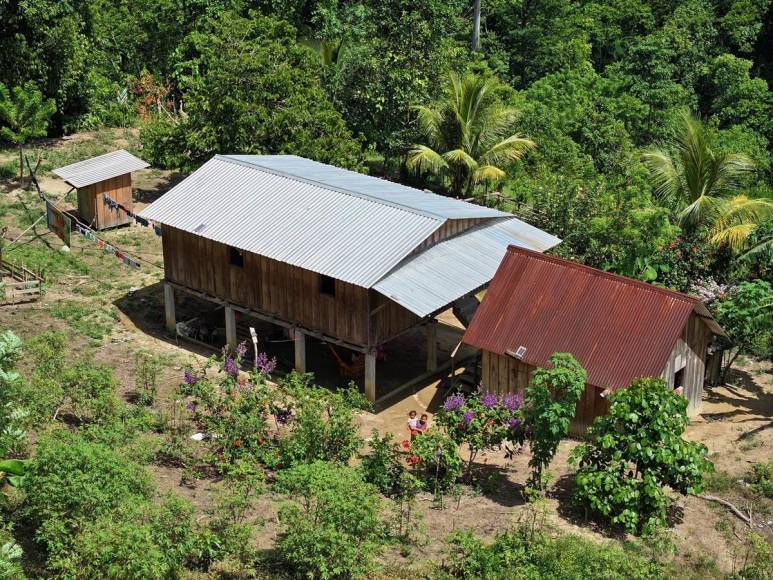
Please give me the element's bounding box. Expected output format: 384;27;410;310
695;494;752;527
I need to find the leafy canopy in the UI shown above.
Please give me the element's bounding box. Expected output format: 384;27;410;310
571;377;713;535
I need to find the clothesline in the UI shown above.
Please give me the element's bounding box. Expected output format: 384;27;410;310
103;194;162;236
22;157;160;271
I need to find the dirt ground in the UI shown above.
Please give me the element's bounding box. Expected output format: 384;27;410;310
1;131;771;576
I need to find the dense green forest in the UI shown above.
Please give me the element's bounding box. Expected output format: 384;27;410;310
2;0;772;292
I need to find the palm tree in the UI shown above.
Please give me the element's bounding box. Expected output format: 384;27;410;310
406;73;535;197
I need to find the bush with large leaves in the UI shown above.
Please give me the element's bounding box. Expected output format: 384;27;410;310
571;377;713;535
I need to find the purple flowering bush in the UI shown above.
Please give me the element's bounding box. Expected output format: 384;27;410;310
437;390;524;480
178;354;274;473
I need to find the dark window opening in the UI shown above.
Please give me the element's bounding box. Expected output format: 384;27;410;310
229;246;244;268
674;367;685;390
319;274;336;296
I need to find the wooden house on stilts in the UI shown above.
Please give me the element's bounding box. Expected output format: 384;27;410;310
53;150;149;230
139;155;560;403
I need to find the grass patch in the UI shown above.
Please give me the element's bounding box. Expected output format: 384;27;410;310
3;240;90;283
29;128;141;177
50;299;118;340
705;470;736;494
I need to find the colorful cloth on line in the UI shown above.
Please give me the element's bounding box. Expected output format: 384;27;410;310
74;223;141;269
102;194;161;235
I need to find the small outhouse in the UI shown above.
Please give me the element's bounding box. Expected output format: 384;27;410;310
53;149;149;230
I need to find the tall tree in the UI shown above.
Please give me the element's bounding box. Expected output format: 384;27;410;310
407;73;534;197
642;112;771;243
472;0;482;51
0;82;56;179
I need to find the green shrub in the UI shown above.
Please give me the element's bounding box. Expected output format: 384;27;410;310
444;527;669;579
53;494;195;579
133;351;163;406
277;377;365;467
522;353;587;488
181;355;273;473
22;431;154;558
743;460;773;499
276;461;384;579
360;429;406;496
409;429;463;494
437;390;524;481
571;378;713;535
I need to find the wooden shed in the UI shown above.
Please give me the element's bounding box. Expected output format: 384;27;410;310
463;246;725;434
139;155;560;402
52;150;149;230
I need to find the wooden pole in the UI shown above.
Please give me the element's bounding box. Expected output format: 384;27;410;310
163;282;176;334
365;351;377;403
294;328;306;373
225;305;237;350
426;320;438;372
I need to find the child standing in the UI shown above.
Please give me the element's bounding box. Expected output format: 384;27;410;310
407;410;420;439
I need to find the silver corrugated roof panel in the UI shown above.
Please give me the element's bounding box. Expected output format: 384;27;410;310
140;156;443;287
373;219;561;317
222;155;508;219
52;149;149;188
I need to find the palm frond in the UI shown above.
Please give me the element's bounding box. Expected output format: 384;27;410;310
678;194;723;227
413;105;444;150
641;150;681;204
480;135;535;167
442;148;478;171
710;223;757;252
474;165;506;183
406;145;448;176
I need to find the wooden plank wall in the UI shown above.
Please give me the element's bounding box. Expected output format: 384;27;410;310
660;313;712;416
368;290;421;345
78;174;133;229
480;350;610;436
163;225;376;346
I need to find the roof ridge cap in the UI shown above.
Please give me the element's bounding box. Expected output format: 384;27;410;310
216;154;448;221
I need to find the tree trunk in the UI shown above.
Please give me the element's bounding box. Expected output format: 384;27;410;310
18;145;24;180
472;0;482;51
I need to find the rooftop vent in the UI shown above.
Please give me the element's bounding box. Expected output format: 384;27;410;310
194;223;206;233
505;346;527;360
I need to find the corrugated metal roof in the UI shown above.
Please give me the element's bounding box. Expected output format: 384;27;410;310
52;149;149;188
374;219;561;317
140;156;443;287
463;247;724;391
222;155;507;219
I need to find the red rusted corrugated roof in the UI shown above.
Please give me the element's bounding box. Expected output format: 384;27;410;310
463;246;723;391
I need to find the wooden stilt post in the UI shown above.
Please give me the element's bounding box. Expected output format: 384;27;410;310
225;305;237;350
365;350;377;403
163;282;176;334
294;329;306;373
426;319;438;372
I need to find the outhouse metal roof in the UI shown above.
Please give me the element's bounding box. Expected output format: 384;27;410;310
140;154;560;301
463;247;724;392
52;149;149;188
374;219;560;317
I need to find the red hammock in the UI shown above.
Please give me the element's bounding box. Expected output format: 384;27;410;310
327;344;365;379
